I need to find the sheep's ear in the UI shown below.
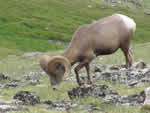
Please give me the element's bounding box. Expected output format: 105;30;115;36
48;56;71;82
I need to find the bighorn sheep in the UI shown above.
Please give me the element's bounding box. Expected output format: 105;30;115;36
40;14;136;89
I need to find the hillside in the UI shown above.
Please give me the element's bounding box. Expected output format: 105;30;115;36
0;0;150;57
0;0;150;113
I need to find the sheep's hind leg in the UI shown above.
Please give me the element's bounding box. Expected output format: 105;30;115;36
121;47;132;68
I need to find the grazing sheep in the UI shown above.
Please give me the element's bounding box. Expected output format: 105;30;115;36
40;14;136;89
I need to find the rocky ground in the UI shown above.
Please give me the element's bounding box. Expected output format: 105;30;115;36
0;57;150;112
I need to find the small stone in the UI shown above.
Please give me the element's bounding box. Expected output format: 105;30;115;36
29;80;40;86
100;6;105;9
0;73;9;81
144;87;150;105
49;100;73;111
94;66;102;72
0;99;22;105
43;100;53;105
128;80;139;87
24;72;42;81
20;52;42;59
0;105;19;112
109;66;120;71
88;5;92;8
0;84;3;88
4;82;18;89
135;61;147;69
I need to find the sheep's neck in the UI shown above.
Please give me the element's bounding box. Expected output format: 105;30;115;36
63;47;77;66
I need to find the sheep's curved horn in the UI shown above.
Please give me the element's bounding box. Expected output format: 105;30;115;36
40;55;51;73
47;56;71;78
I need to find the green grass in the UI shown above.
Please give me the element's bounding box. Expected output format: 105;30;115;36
0;0;150;57
0;0;150;112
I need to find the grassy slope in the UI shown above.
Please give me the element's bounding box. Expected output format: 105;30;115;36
0;0;150;57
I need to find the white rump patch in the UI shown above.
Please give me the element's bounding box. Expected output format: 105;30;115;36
116;14;136;32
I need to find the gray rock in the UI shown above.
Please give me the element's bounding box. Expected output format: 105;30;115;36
67;62;150;86
4;82;18;89
0;105;21;113
24;72;42;81
100;6;105;9
0;73;9;81
47;40;69;46
88;5;92;8
51;100;73;111
128;80;139;87
102;0;142;7
68;85;118;100
92;62;150;86
0;84;3;88
43;100;53;105
109;66;120;71
20;52;42;58
94;65;102;72
13;91;40;105
43;100;77;111
0;99;27;113
29;80;40;86
117;91;145;106
0;99;22;105
144;87;150;105
83;104;99;113
68;85;145;106
145;11;150;15
135;61;147;69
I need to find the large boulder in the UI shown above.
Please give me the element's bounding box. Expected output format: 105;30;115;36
13;91;40;105
68;85;146;106
68;85;118;101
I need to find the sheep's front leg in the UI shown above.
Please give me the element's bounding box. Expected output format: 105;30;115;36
74;62;85;86
85;63;92;85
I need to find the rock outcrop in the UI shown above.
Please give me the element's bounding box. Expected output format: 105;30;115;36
13;91;40;105
68;85;146;106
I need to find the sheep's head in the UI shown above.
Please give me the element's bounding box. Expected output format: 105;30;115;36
40;55;71;90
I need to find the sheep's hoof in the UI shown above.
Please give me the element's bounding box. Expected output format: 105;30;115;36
87;80;92;85
83;84;92;88
121;64;131;69
79;83;84;86
78;81;84;86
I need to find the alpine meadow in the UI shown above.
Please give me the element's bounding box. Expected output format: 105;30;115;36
0;0;150;113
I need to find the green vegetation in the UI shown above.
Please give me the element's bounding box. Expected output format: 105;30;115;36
0;0;150;112
0;0;150;57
